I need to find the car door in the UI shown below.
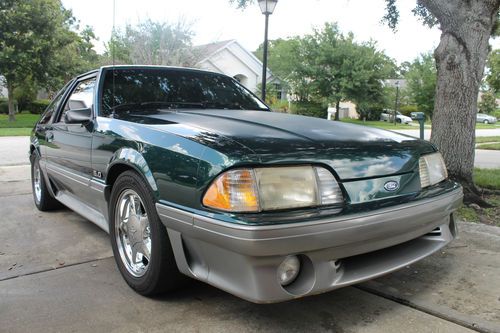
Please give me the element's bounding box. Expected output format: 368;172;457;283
33;81;73;160
44;75;97;206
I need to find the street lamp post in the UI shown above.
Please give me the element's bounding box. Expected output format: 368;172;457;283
258;0;278;101
394;80;400;125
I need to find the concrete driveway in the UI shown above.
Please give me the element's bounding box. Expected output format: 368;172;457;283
1;137;500;332
0;136;30;166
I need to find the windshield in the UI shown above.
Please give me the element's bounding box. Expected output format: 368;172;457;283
100;67;269;117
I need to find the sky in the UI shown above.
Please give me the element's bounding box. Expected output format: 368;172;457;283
61;0;497;64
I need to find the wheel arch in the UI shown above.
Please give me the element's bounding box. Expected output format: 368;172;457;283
105;148;159;202
29;143;40;161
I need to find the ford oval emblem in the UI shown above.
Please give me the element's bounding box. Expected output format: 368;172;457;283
384;180;399;192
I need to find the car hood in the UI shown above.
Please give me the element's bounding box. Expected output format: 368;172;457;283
123;109;435;180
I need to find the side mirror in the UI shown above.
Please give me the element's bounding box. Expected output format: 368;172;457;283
65;107;92;124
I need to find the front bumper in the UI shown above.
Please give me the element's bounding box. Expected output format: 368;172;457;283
156;187;463;303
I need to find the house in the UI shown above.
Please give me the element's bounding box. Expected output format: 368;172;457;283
2;40;286;103
327;101;359;120
324;79;408;120
478;91;500;107
384;79;407;90
0;76;7;98
195;39;285;99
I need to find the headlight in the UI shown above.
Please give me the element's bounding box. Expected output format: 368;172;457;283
419;152;448;188
202;165;343;212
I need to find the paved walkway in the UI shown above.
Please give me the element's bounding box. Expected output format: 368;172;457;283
475;149;500;169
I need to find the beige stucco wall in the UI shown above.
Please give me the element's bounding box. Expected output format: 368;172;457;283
327;101;359;120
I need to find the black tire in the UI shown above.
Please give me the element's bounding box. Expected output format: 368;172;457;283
109;170;185;296
396;118;402;124
31;154;61;211
484;120;489;124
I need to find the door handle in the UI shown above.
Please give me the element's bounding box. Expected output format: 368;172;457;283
46;132;54;142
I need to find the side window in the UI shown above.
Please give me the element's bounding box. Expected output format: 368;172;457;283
39;93;64;125
58;77;96;122
38;80;74;125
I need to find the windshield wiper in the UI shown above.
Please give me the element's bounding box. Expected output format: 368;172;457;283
202;102;247;110
203;101;270;111
110;101;205;112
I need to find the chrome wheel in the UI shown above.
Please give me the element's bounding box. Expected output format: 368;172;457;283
33;162;42;202
115;189;152;277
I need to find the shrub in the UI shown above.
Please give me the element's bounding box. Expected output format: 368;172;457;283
13;80;38;112
290;101;327;119
270;100;290;113
478;91;497;114
26;99;50;114
0;98;49;115
357;105;384;121
399;105;418;117
0;98;8;114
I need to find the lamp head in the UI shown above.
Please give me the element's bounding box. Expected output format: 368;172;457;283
258;0;278;15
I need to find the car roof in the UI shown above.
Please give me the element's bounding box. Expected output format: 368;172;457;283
76;69;99;79
99;65;225;77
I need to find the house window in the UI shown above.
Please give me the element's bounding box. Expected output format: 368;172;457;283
233;74;248;88
274;83;282;100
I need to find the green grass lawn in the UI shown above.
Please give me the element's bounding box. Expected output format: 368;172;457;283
341;118;500;131
475;136;500;143
458;168;500;226
476;143;500;150
0;113;38;136
0;128;32;136
0;113;39;128
474;168;500;190
475;123;500;129
476;136;500;150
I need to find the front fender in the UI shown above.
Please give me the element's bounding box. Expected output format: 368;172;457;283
107;147;158;194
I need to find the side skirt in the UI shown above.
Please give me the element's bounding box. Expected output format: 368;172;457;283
55;191;109;233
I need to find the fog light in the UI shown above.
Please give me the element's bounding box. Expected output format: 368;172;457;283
277;256;300;286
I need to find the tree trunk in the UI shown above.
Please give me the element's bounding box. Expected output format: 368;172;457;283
7;81;16;122
334;99;340;121
421;0;499;205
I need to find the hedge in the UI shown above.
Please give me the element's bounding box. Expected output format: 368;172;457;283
0;98;8;114
26;99;50;114
0;98;50;114
357;106;384;121
399;105;419;117
290;101;327;119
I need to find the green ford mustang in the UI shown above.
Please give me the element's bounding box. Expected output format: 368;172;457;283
30;65;463;303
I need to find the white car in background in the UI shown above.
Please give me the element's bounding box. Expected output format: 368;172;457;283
476;113;497;124
380;110;413;124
